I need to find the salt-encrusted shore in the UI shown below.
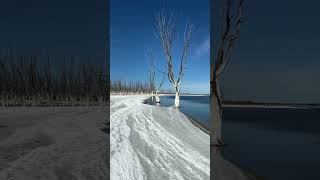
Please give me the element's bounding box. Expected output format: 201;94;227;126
110;95;210;180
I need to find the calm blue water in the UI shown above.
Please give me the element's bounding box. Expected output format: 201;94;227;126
222;107;320;180
144;95;210;129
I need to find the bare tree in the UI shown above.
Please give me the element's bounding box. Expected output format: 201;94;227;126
155;9;193;108
110;78;151;95
211;0;243;146
146;51;166;103
147;51;156;97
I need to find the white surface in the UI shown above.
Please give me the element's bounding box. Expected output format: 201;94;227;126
110;95;210;180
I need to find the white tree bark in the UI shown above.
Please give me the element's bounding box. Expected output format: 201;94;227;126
174;84;180;108
155;11;192;108
155;90;160;103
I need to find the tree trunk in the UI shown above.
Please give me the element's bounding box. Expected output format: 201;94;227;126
151;91;154;101
1;92;5;108
212;93;223;145
155;90;160;103
98;96;104;106
211;79;224;146
86;96;90;106
32;95;37;106
22;95;26;107
174;84;180;108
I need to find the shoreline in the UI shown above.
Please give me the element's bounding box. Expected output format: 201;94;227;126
183;113;210;135
229;159;266;180
159;93;210;97
110;93;209;97
141;96;210;134
111;94;320;108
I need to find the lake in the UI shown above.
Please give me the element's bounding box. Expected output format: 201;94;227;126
144;95;210;129
222;107;320;180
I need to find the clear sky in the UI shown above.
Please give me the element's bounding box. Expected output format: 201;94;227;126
213;0;320;103
0;0;105;62
111;0;210;94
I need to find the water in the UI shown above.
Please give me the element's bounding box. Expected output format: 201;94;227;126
222;107;320;180
145;96;320;179
144;95;210;129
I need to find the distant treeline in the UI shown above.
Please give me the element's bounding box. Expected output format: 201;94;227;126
0;49;108;107
223;100;320;107
110;79;173;95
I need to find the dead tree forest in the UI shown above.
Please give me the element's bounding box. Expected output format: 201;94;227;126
0;49;108;107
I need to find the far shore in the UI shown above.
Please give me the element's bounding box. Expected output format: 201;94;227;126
223;104;320;109
110;93;209;96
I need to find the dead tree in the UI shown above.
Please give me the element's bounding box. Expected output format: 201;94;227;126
211;0;243;146
147;52;156;96
146;51;166;103
155;10;193;108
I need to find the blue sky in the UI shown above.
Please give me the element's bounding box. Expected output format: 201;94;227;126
110;0;210;94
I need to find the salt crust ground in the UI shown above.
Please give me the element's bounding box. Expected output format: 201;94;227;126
111;95;210;180
0;106;108;180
